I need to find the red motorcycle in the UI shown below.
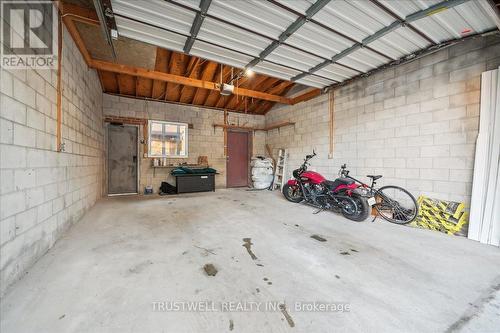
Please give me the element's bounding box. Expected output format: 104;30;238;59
282;151;369;221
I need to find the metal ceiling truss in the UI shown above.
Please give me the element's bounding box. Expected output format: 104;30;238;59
291;0;470;82
244;0;331;70
114;11;338;84
93;0;117;59
183;0;211;54
329;27;499;90
167;0;361;78
369;0;436;45
266;0;394;62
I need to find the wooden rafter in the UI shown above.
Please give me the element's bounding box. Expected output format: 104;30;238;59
60;2;99;26
151;48;170;99
192;61;218;105
223;75;250;109
255;81;295;113
246;78;282;113
91;59;292;104
179;57;202;103
165;52;188;101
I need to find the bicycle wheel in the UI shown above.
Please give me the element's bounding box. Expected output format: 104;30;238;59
374;186;418;224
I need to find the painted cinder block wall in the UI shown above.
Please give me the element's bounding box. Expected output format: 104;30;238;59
102;95;266;191
266;34;500;206
0;28;104;295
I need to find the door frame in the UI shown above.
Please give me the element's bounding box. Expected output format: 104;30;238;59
106;123;140;196
226;129;253;188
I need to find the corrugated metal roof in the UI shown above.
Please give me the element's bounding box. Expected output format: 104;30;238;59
208;0;297;39
197;17;269;57
111;0;498;88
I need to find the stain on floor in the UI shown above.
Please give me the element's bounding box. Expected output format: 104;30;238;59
242;238;258;260
279;304;295;328
311;234;327;242
128;260;153;274
203;264;218;276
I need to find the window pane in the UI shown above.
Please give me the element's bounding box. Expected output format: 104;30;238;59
150;122;164;156
178;126;186;155
149;121;187;157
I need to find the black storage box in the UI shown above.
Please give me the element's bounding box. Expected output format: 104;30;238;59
174;173;215;193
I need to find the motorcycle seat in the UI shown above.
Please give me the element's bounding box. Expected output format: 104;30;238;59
324;177;354;189
367;175;382;180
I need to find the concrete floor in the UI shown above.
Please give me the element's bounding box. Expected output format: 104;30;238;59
1;189;499;333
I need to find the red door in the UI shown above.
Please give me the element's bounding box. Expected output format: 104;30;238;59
227;131;249;187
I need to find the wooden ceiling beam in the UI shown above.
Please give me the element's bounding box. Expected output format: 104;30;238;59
60;2;99;26
202;65;222;106
90;59;292;104
260;83;296;114
246;78;283;113
214;65;237;108
291;88;321;105
61;14;91;66
222;75;251;109
99;70;119;93
254;81;295;113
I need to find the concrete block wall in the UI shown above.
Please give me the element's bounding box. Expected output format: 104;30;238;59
0;27;104;294
266;34;500;206
103;95;266;191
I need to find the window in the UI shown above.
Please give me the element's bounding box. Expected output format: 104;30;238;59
148;120;188;157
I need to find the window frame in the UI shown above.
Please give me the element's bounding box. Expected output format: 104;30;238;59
147;120;188;158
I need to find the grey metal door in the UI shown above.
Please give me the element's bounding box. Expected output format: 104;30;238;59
108;125;138;194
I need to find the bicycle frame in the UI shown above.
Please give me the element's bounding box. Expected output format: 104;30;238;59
339;167;378;195
338;164;418;224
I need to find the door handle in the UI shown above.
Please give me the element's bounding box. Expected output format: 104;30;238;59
133;156;137;163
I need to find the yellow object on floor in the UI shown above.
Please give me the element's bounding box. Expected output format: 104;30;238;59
411;196;469;236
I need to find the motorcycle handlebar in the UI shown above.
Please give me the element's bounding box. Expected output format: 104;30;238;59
305;150;317;161
339;164;349;177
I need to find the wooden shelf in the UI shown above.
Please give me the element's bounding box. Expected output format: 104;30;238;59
152;164;206;168
213;121;295;132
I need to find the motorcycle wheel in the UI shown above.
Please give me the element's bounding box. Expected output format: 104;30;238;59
282;183;303;203
342;193;369;222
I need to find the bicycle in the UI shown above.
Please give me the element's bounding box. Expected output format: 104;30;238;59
339;164;418;224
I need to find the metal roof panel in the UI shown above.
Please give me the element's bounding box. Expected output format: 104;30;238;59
197;18;269;57
295;75;335;88
115;16;186;52
113;0;195;35
207;0;297;39
316;63;359;82
266;45;324;72
190;40;253;69
287;22;354;59
253;61;301;81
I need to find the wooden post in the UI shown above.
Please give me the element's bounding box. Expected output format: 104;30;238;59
56;10;63;152
329;89;335;159
223;107;228;157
